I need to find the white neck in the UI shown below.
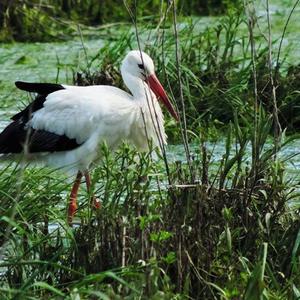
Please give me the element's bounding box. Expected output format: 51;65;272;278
121;71;167;149
122;72;152;102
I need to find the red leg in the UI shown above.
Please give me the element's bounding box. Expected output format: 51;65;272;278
84;171;101;209
68;171;83;225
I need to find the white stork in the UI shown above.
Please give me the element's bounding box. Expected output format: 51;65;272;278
0;50;178;224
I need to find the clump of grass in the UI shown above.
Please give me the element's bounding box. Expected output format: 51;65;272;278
0;125;299;298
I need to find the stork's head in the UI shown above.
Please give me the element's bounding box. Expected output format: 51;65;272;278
121;50;179;121
121;50;154;79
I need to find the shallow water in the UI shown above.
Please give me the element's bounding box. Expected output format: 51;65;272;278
0;39;104;83
168;140;300;176
255;0;300;67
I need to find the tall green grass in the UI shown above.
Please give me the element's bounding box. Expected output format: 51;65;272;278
1;123;299;298
73;5;300;139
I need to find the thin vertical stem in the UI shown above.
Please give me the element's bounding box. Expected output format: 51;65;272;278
121;216;126;267
266;0;282;154
275;0;300;81
171;0;194;181
244;0;258;174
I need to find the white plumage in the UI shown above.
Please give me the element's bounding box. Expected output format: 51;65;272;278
29;84;165;173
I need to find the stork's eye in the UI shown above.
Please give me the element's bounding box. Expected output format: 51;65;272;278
138;63;144;70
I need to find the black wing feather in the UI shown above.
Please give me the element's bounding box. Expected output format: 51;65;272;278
0;81;80;154
29;130;80;152
0;120;26;153
12;94;47;122
0;120;80;154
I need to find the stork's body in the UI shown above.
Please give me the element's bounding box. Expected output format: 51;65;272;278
0;50;178;224
28;83;166;173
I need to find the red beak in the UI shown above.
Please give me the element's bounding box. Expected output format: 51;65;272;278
146;74;179;121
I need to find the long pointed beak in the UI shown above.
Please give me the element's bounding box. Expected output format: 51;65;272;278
146;74;179;121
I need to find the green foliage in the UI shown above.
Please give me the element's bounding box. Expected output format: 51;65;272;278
70;7;300;141
0;0;239;42
244;243;268;300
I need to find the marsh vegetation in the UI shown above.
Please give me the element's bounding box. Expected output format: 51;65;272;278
0;0;300;299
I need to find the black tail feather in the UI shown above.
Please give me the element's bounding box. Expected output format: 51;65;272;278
15;81;64;95
12;82;65;121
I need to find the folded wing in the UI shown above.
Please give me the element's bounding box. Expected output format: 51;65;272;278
0;83;137;154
